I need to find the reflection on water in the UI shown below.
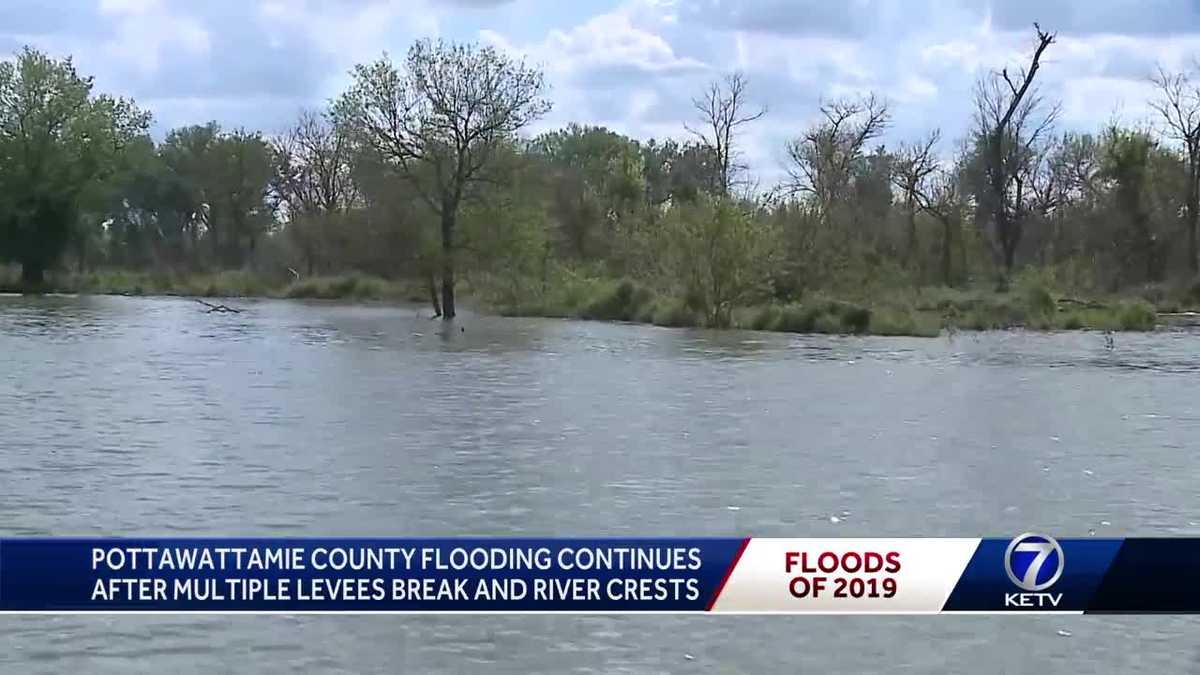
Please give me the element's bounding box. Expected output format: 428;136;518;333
0;295;1198;673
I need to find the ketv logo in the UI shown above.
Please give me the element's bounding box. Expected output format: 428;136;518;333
1003;533;1065;608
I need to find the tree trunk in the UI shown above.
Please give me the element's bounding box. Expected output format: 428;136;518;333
906;195;918;269
942;216;953;286
1191;215;1198;275
1002;231;1017;273
440;209;456;319
959;224;969;283
428;271;442;318
1189;179;1199;275
21;261;45;286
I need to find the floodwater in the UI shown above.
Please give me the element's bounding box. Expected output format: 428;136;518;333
0;294;1197;673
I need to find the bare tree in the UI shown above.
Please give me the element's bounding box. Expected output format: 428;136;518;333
1149;64;1200;273
974;23;1057;276
893;137;970;286
272;109;359;278
334;40;551;318
274;109;358;218
685;72;766;195
891;130;941;265
918;167;967;286
785;93;890;224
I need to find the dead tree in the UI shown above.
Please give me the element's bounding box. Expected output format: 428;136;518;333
1150;64;1200;273
786;94;890;225
974;23;1057;277
891;130;941;266
685;72;766;195
272;109;359;276
897;138;968;287
919;168;967;286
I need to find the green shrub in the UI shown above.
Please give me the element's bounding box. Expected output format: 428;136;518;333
750;305;782;331
283;274;394;300
1023;282;1056;319
813;311;843;334
775;304;821;333
1059;312;1084;330
1184;278;1200;308
1116;301;1156;331
868;307;940;337
652;299;701;327
581;279;653;321
284;277;332;299
959;308;999;330
838;304;872;333
633;301;657;324
559;278;598;310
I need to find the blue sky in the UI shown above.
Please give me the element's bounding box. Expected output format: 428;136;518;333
3;0;1199;185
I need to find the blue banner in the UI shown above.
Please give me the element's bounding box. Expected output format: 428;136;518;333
0;538;747;612
942;537;1123;612
2;536;1200;613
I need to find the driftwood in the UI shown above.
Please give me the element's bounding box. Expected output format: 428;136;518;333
195;298;243;314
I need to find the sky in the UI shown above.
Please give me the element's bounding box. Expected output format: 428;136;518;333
3;0;1200;186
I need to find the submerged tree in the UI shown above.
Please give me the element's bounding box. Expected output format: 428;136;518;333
0;47;149;284
334;39;551;318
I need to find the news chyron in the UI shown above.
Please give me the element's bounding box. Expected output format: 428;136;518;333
0;535;1196;613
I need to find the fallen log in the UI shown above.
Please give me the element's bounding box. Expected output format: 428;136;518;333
195;298;243;314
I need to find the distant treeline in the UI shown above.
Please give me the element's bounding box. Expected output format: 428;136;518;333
3;27;1200;324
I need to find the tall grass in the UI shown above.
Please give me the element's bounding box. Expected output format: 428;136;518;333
2;268;424;303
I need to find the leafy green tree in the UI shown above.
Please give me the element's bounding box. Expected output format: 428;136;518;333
157;123;222;264
532;124;644;260
87;134;160;269
1100;127;1157;283
208;129;275;268
334;39;551;318
0;47;148;284
461;144;552;306
640;139;721;205
665;195;777;327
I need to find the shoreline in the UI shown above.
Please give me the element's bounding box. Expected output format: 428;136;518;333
1;270;1178;338
492;278;1168;337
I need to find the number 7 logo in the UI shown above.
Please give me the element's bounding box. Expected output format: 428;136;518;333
1005;534;1065;592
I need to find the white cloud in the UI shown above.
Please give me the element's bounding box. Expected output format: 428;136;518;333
3;0;1200;186
96;0;210;78
511;9;706;78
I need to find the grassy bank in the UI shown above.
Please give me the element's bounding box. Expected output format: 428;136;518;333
494;274;1171;337
0;267;1178;337
0;268;428;303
